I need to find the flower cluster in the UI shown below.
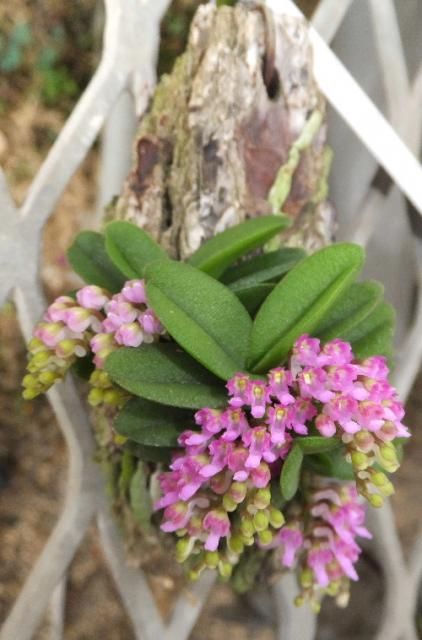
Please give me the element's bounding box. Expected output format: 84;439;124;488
22;280;162;403
156;335;407;584
277;484;371;611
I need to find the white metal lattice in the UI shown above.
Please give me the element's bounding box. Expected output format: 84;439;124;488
1;1;422;639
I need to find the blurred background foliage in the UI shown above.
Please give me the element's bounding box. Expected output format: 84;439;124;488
0;1;316;114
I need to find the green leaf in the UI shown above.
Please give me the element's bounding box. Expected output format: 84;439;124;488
115;397;192;447
304;448;355;481
248;243;364;372
136;445;173;463
343;301;395;360
316;281;383;342
231;283;275;315
67;231;126;292
106;343;227;409
130;463;152;531
297;436;341;455
145;260;252;380
222;247;306;287
104;221;168;279
188;215;290;278
280;443;304;500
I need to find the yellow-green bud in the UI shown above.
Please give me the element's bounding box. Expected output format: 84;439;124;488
269;507;285;529
88;388;104;407
57;339;77;357
22;388;39;400
368;493;384;508
253;488;271;509
326;580;340;597
222;494;238;512
253;510;269;532
175;537;193;563
218;561;233;579
205;551;220;568
28;337;45;352
258;529;273;546
104;389;123;406
299;568;313;589
32;351;51;368
22;373;39;388
39;370;58;386
227;535;244;555
351;450;369;471
228;481;247;504
377;443;399;473
240;518;255;538
241;534;255;546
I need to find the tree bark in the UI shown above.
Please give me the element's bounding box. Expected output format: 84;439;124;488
110;3;334;254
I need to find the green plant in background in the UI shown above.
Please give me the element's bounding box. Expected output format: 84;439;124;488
0;22;32;73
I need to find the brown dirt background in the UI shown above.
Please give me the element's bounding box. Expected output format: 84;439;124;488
1;1;421;638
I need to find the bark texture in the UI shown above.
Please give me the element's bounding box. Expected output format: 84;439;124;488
111;3;334;255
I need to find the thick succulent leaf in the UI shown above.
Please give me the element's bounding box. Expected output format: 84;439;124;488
130;463;152;531
316;281;383;342
67;231;126;292
188;215;290;278
231;283;275;315
280;443;304;500
222;247;306;287
115;397;192;447
304;448;355;481
343;301;395;360
104;221;167;279
248;243;364;372
297;436;341;454
145;260;252;380
105;343;227;409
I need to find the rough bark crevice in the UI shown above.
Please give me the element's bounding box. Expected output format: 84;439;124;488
110;4;333;258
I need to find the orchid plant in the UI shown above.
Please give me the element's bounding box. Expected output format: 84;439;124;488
22;215;409;612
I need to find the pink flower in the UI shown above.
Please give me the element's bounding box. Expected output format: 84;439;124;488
307;547;333;587
226;373;250;408
292;334;322;367
278;526;304;567
139;309;162;335
76;285;109;310
114;322;144;347
298;367;334;403
247;380;270;418
121;279;147;304
203;508;231;551
221;408;249;442
161;501;191;532
268;368;295;405
267;405;290;444
315;414;337;438
243;426;275;468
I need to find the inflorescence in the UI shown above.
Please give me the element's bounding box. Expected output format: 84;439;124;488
155;335;408;604
22;280;163;406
